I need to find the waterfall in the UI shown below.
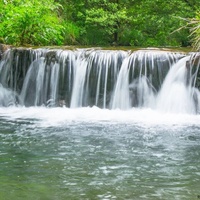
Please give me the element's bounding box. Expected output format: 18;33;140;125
156;52;200;114
70;50;89;108
156;56;196;114
111;57;131;109
70;49;127;108
0;83;16;106
0;47;200;114
111;50;182;109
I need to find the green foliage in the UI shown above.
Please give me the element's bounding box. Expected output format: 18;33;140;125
63;21;80;44
0;0;65;46
190;12;200;51
84;1;131;45
0;0;199;47
68;0;199;47
127;0;198;47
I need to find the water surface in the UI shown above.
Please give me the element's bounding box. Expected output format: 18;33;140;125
0;107;200;200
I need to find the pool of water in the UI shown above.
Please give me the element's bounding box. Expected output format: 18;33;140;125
0;107;200;200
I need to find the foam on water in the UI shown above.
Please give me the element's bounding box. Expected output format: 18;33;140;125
0;106;200;127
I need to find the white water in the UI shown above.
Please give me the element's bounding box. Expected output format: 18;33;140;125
0;84;16;106
70;50;127;108
70;51;88;108
0;49;199;115
111;57;131;109
111;52;200;113
0;106;200;128
156;56;197;114
111;50;182;110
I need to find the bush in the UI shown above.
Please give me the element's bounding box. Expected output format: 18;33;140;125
0;0;65;46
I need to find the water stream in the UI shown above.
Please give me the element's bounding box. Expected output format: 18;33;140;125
0;47;200;199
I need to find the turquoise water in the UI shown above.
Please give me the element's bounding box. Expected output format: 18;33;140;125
0;107;200;200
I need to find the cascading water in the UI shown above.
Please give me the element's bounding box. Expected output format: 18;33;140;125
0;83;16;106
0;47;199;114
156;56;195;114
111;50;182;109
70;50;89;108
1;47;200;200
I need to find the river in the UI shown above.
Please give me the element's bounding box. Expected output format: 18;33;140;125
0;107;200;200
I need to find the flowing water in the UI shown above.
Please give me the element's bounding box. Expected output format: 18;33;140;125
0;48;200;200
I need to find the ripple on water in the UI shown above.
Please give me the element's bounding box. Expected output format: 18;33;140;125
0;108;200;199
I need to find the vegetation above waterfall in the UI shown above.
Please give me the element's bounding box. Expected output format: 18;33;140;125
0;0;199;49
189;12;200;51
0;0;65;46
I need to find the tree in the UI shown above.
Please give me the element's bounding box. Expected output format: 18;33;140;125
127;0;200;47
0;0;199;47
82;0;131;45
